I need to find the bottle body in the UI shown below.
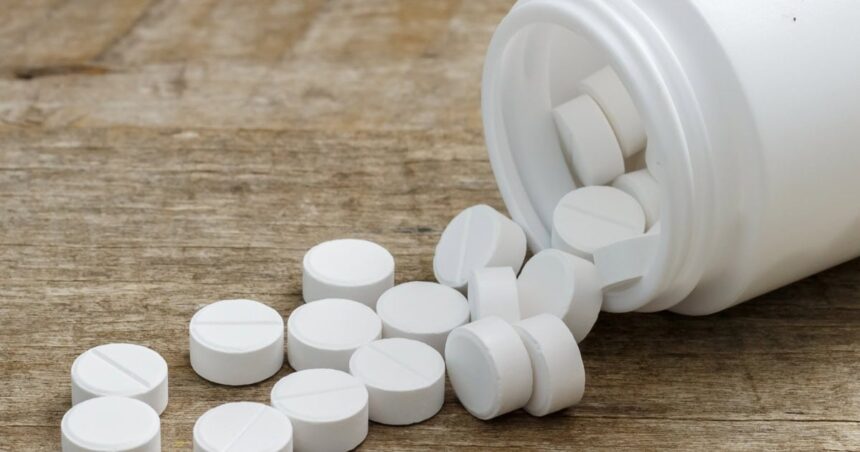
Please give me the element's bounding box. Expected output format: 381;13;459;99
482;0;860;314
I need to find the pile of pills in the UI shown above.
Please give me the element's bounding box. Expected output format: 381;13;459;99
552;65;662;305
59;64;661;451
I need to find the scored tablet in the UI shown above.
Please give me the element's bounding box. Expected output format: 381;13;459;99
349;338;446;425
71;343;168;415
189;299;284;386
271;369;369;452
193;402;293;452
287;298;382;372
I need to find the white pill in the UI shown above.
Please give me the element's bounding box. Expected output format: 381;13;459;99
303;239;395;309
595;230;662;312
190;299;284;386
612;169;661;228
467;267;520;323
579;66;647;158
376;281;470;354
551;186;646;261
349;338;445;425
271;368;368;452
518;249;603;343
514;314;585;417
552;94;625;186
193;402;293;452
287;298;381;372
71;343;168;415
61;396;160;452
445;317;533;420
433;204;527;292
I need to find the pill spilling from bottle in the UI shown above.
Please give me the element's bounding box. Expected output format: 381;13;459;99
58;63;667;451
53;0;860;447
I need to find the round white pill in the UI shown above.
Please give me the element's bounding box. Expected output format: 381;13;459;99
612;169;661;228
552;94;625;186
433;204;527;292
303;239;395;309
579;66;647;158
193;402;293;452
551;186;646;261
349;338;445;425
61;396;160;452
445;317;533;420
467;267;520;323
271;368;368;452
190;299;284;386
71;343;168;415
287;298;381;372
376;281;470;354
514;315;586;417
518;249;603;343
596;230;662;312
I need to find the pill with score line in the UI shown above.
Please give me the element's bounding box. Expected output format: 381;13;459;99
189;299;284;386
551;186;646;261
271;368;369;452
287;298;382;372
349;338;446;425
434;204;527;292
193;402;293;452
71;343;168;414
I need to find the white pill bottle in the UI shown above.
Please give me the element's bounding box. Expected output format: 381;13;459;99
482;0;860;315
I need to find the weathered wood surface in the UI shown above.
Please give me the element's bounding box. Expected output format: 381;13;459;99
0;1;858;450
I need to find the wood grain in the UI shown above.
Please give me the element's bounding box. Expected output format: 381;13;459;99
0;1;858;450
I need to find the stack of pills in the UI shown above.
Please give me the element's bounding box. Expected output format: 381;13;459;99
552;65;662;312
59;65;660;452
62;344;166;451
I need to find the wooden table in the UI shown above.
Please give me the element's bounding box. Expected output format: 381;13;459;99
1;1;858;450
